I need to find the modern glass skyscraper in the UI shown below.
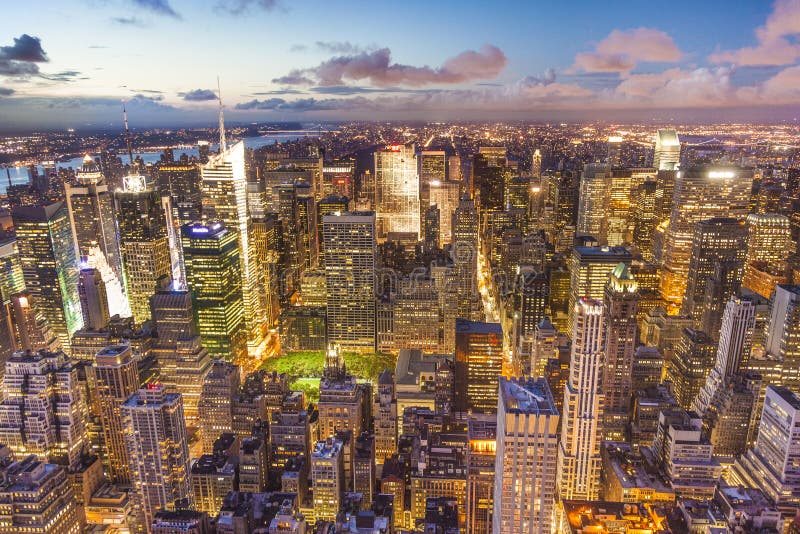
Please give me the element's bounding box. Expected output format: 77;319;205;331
653;129;680;171
454;319;503;415
12;202;82;352
375;144;420;239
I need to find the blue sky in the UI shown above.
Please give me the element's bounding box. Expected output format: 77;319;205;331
0;0;797;129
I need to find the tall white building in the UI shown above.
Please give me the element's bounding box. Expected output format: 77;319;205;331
323;212;376;352
492;377;559;534
694;295;757;414
557;298;605;500
375;144;419;239
653;129;680;171
765;285;800;390
311;438;344;523
122;383;192;529
202;141;264;356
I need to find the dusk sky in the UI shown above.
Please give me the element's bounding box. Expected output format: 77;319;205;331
2;0;800;130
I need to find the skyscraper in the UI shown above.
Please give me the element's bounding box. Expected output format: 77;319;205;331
557;298;605;501
375;144;420;239
92;344;139;483
602;263;639;441
467;415;497;534
631;180;658;261
323;212;376;352
454;319;504;415
181;222;246;363
576;164;611;243
429;179;460;244
492;377;559;534
122;384;192;529
665;328;717;410
567;245;632;334
660;165;752;311
199;360;241;453
311;438;344;523
12;203;82;352
653;129;680;171
419;149;447;208
78;268;110;330
116;184;172;325
765;285;800;390
743;213;791;298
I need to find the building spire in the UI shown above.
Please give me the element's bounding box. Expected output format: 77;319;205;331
122;100;135;167
217;76;227;154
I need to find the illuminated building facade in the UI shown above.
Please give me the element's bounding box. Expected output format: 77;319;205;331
743;213;791;298
78;268;109;331
660;166;752;311
12;203;82;352
199;360;241;453
429;179;460;244
665;328;716;410
375;143;419;239
567;245;631;334
653;129;681;171
765;285;800;390
419;149;447;208
454;319;503;415
466;415;496;534
492;377;559;534
311;438;344;523
576;164;611;244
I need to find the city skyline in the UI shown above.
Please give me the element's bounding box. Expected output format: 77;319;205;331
3;0;800;129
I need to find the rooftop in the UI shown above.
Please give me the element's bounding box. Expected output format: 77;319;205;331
499;377;558;416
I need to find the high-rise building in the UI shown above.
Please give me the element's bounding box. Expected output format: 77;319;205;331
557;298;605;501
632;180;658;261
122;384;192;529
311;438;344;523
607;136;623;166
0;237;26;359
682;217;747;331
765;285;800;390
12;203;82;352
660;166;752;311
78;268;110;330
568;245;632;334
316;195;350;265
116;186;172;324
665;328;717;410
602;263;639;441
318;346;365;440
374;369;397;469
430;180;460;244
323;212;376;352
202;141;264;358
454;319;503;415
0;350;87;469
492;377;559;534
694;295;757;414
419;149;447;208
199;360;241;453
531;317;558;379
472;149;510;217
91;344;139;483
467;415;496;534
743;213;791;298
653;129;680;171
181;222;247;363
375;144;419;239
576;164;611;244
424;204;440;251
158;160;203;227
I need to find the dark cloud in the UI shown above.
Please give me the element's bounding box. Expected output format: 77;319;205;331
0;61;40;77
216;0;281;15
130;0;181;18
133;89;164;94
253;89;306;95
0;34;48;63
276;44;507;87
309;85;439;95
289;44;308;53
42;70;84;82
179;89;218;101
315;41;366;54
235;96;373;112
0;87;14;96
520;68;556;87
112;17;147;27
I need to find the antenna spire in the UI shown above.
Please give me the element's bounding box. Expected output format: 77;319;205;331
217;76;227;154
122;100;135;167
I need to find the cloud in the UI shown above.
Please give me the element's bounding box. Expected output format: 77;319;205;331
711;0;800;66
0;34;48;63
315;41;368;54
216;0;281;15
0;88;14;96
573;28;681;72
179;89;218;101
276;44;507;87
235;96;374;112
130;0;181;18
289;44;308;53
519;68;557;87
41;70;84;82
253;89;306;95
112;17;147;27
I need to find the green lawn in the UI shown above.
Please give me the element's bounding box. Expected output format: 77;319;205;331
260;350;395;382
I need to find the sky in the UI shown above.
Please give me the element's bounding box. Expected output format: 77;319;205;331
1;0;799;130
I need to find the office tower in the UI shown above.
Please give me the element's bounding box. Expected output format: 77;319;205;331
239;436;268;493
251;213;280;327
374;143;419;239
270;410;311;472
743;213;792;298
492;377;559;534
466;415;496;534
0;350;87;469
353;432;375;505
472;149;509;216
78;268;109;330
567;245;632;334
116;185;172;324
531;317;558;379
430;179;460;244
199;360;241;453
392;277;441;352
0;456;81;534
323;162;354;198
374;369;397;468
765;285;800;390
660;165;752;311
653;129;681;171
158;160;202;226
65;158;124;292
512;266;548;360
557;298;605;501
92;344;139;483
0;237;26;359
316;195;349;264
731;386;800;511
419;149;447;208
576;163;611;243
665;328;716;410
454;319;503;415
424;204;440;251
632;180;658;261
694;295;757;414
191;452;236;515
181;222;247;363
122;383;192;529
202;141;264;358
311;438;344;523
531;148;542;179
318;346;365;439
13;203;82;351
323;212;376;352
606;135;623;166
602;263;639;441
682;217;747;330
703;373;758;457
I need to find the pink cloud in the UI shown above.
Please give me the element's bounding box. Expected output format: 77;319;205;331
573;28;681;72
711;0;800;65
